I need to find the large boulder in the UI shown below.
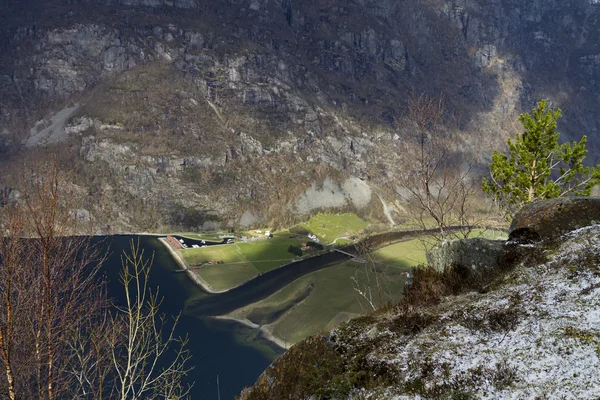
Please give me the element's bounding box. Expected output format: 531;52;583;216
509;197;600;242
426;238;508;275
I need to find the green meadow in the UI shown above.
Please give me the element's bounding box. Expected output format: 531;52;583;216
180;237;308;290
228;238;424;344
225;231;507;344
300;213;369;243
178;213;373;290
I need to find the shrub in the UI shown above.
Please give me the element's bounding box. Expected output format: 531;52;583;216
237;335;345;400
307;241;323;250
287;245;302;257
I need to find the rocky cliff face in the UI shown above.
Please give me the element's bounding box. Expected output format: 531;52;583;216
1;0;599;231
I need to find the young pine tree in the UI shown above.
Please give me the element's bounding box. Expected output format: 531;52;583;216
482;100;600;220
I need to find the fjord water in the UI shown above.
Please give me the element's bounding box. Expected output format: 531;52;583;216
97;229;425;398
99;235;281;399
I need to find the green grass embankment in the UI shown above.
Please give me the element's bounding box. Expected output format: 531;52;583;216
301;213;369;243
228;238;425;344
178;212;372;291
179;238;308;291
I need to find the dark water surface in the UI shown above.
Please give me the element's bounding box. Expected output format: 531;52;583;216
98;235;281;400
98;229;427;398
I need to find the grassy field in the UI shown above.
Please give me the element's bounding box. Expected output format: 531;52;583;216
225;231;508;343
369;239;427;268
197;263;260;291
301;213;369;243
228;238;422;344
179;237;308;290
176;232;224;241
176;226;507;291
180;244;246;265
272;262;409;344
172;212;371;289
237;239;309;272
246;280;314;326
180;244;257;290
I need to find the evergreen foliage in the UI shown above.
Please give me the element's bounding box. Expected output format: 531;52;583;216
306;241;323;250
287;245;303;257
482;100;600;220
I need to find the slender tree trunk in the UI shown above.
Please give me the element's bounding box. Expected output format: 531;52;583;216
44;246;54;400
529;159;538;202
0;331;16;400
1;262;16;400
4;363;16;400
47;335;54;400
35;329;43;399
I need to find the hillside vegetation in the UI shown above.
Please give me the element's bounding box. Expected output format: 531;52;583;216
238;219;600;398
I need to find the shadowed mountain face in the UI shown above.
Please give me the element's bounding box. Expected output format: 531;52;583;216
0;0;599;231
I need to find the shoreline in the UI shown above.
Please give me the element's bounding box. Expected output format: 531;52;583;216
216;315;292;350
158;237;338;294
157;237;228;294
157;237;264;294
157;237;295;349
155;230;434;351
155;227;492;351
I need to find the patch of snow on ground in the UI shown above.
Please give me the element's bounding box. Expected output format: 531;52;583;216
377;225;600;399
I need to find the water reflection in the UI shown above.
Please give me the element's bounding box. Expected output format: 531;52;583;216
99;235;281;399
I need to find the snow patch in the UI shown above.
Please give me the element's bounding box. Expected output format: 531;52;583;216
352;225;600;398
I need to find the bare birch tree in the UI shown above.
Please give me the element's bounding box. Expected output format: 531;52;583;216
351;241;398;312
392;92;479;244
0;155;193;399
0;157;104;399
0;202;30;400
106;239;193;400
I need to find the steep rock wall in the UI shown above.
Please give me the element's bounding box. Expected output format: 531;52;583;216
0;0;599;230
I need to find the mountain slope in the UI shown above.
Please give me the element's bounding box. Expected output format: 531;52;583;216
1;0;600;230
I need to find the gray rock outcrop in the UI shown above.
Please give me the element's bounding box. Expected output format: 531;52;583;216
509;196;600;242
426;237;508;275
2;0;600;230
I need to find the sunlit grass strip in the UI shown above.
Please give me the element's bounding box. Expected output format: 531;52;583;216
301;213;369;242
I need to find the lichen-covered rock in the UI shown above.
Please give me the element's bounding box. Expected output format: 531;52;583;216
426;237;507;275
509;197;600;242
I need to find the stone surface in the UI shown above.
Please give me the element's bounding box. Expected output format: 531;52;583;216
238;210;265;228
291;177;372;214
426;237;508;275
509;197;600;242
